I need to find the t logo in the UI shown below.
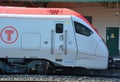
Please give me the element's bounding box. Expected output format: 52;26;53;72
5;30;14;41
1;26;18;44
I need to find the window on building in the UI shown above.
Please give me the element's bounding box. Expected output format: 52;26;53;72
84;16;92;24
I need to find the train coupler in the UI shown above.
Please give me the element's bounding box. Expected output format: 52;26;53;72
108;56;120;69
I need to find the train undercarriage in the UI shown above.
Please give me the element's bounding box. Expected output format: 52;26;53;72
0;57;96;75
0;58;55;74
0;57;120;77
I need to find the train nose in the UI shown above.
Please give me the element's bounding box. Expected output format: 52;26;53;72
95;40;109;58
95;40;109;69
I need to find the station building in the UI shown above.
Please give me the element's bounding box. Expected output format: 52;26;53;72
0;0;120;57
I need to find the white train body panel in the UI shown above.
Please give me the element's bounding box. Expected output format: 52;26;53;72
0;10;108;69
72;16;108;69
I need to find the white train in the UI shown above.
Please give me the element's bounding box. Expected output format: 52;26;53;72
0;6;108;74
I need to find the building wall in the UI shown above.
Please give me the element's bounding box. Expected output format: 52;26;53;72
48;2;120;49
77;7;120;40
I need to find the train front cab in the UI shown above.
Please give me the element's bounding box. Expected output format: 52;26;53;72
72;16;109;69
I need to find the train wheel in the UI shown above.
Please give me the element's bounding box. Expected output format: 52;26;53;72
46;63;56;75
27;64;46;74
74;67;88;75
35;62;56;75
35;63;47;74
26;60;55;75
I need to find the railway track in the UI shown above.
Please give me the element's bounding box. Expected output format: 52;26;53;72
0;75;59;82
1;68;120;77
0;65;120;81
0;74;120;82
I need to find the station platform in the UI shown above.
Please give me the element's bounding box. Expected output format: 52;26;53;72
112;55;120;62
110;55;120;61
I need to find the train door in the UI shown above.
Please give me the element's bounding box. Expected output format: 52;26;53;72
106;27;119;56
51;21;77;66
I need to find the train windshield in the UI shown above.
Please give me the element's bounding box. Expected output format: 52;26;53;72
74;21;93;37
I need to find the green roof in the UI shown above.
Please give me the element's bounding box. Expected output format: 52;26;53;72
13;0;120;2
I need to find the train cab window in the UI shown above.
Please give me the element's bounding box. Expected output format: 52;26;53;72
74;21;93;36
56;23;63;33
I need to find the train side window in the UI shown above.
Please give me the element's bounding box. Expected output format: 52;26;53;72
56;23;63;33
74;21;93;36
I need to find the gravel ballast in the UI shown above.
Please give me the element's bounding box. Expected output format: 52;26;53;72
0;75;120;82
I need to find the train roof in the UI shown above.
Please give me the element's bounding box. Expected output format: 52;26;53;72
0;6;84;18
0;6;79;15
0;6;97;33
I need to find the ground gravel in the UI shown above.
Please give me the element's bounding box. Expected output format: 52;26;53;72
0;75;120;82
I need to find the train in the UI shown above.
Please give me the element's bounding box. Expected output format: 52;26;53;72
0;6;108;74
